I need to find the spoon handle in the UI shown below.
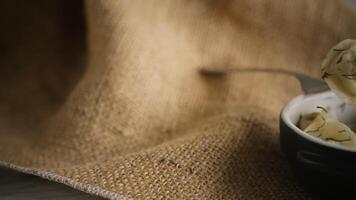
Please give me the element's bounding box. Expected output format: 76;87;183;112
293;73;329;95
199;67;329;94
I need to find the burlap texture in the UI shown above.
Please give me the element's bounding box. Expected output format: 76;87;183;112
0;0;355;199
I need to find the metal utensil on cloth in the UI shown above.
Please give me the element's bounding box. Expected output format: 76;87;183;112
199;66;329;94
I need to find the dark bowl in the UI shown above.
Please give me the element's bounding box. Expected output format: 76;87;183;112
280;91;356;196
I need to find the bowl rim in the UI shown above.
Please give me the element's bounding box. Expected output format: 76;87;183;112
281;90;356;153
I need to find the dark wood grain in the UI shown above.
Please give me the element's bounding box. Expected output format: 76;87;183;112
0;167;105;200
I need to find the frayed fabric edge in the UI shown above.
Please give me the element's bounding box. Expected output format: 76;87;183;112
0;161;132;200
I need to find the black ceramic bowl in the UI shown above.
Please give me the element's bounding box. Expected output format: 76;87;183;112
280;91;356;195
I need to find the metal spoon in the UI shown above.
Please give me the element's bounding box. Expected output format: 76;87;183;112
199;67;329;95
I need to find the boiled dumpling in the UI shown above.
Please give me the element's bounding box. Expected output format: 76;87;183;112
321;39;356;105
302;106;356;147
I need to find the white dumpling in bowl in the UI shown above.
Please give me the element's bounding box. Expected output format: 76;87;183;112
302;106;356;147
321;39;356;105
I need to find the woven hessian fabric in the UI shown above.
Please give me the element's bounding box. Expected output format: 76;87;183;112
0;0;355;199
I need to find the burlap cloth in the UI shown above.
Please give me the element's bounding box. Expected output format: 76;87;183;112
0;0;355;199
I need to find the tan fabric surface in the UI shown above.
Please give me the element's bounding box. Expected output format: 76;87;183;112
0;0;355;199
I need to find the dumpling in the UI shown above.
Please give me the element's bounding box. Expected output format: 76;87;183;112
321;39;356;105
302;106;356;147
